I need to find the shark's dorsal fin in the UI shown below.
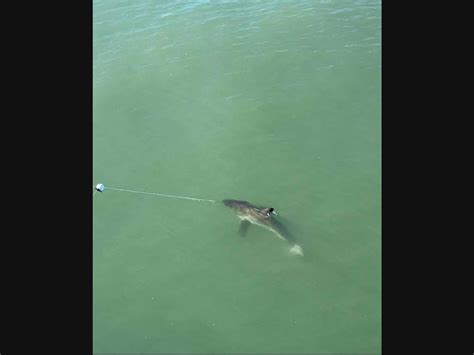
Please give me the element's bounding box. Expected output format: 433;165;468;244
261;208;275;217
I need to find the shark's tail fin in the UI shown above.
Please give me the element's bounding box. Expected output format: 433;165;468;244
289;244;304;256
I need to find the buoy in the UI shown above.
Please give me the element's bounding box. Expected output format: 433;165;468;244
95;183;105;192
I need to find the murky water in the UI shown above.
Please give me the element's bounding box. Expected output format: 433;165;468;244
93;0;381;353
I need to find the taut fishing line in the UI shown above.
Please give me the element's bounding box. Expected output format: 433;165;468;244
92;183;216;203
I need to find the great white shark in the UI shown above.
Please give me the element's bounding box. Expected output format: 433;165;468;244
223;199;304;256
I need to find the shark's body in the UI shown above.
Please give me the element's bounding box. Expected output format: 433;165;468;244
223;199;303;256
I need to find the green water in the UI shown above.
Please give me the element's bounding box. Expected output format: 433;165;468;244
93;0;381;353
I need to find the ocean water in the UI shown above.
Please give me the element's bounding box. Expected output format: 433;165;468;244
93;0;381;353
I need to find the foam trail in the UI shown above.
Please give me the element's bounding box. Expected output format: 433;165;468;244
290;244;304;256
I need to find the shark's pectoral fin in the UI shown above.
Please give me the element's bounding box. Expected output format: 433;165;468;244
238;220;251;237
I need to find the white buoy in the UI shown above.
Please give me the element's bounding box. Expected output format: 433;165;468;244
95;183;105;192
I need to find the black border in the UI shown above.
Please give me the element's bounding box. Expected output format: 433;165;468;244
2;1;92;354
382;1;472;354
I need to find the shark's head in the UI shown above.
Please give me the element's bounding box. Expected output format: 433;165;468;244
223;199;252;212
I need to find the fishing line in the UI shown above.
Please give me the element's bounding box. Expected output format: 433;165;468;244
92;183;216;203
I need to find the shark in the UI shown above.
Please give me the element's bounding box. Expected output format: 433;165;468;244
222;199;304;256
